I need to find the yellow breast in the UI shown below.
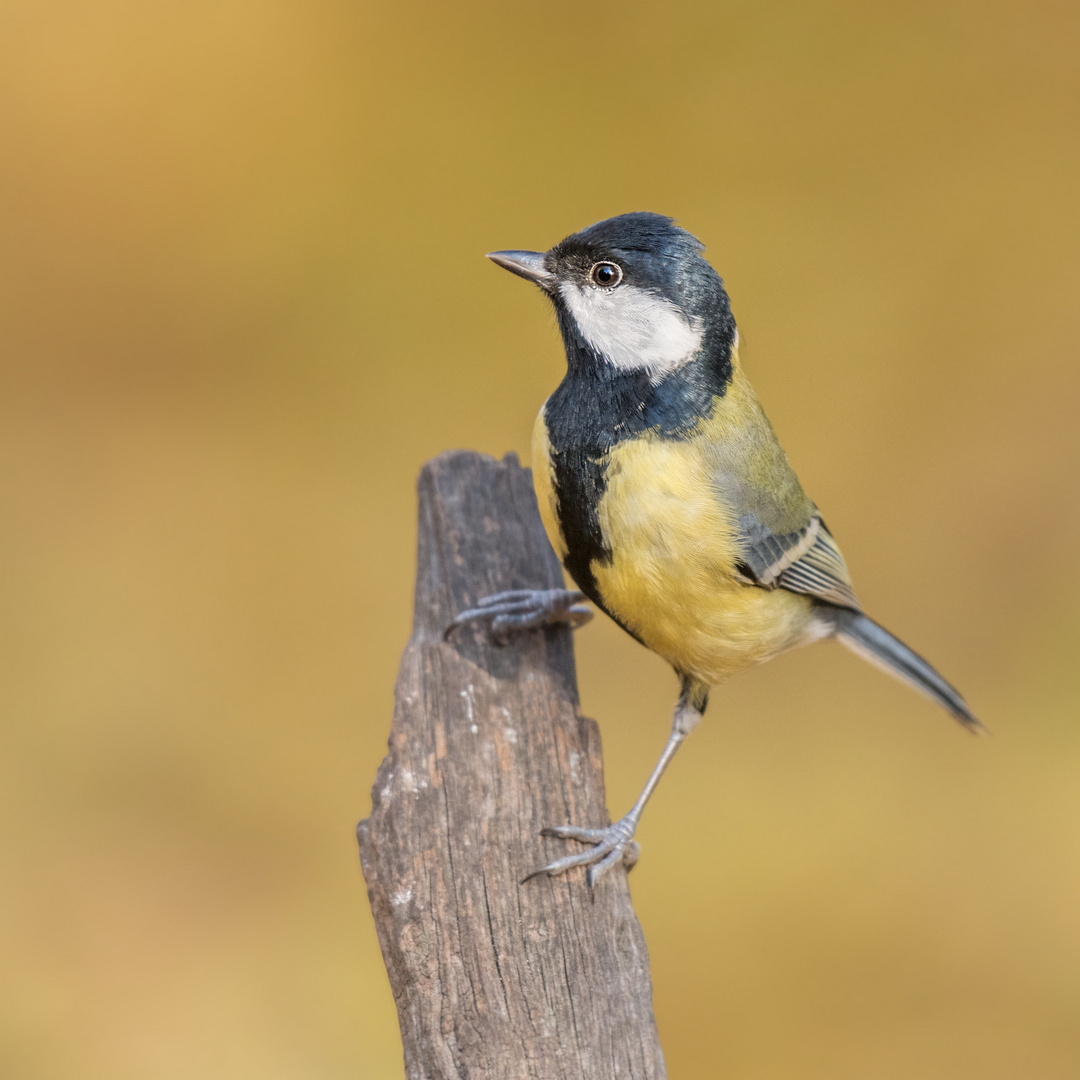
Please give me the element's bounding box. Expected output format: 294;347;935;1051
591;430;816;684
531;372;819;687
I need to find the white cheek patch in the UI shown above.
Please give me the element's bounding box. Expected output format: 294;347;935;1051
559;281;703;380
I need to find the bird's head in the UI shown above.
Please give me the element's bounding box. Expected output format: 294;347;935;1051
488;212;735;382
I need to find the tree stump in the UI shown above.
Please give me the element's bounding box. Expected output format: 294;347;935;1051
357;450;666;1080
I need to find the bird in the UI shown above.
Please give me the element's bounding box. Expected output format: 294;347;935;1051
447;211;981;886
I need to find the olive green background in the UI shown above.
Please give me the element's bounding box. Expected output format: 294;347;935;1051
2;1;1078;1077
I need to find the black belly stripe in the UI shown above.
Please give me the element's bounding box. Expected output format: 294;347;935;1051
543;306;735;625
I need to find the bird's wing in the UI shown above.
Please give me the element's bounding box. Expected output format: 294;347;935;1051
737;511;861;610
702;377;860;611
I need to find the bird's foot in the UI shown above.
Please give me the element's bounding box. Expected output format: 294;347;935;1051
523;815;642;887
444;588;592;643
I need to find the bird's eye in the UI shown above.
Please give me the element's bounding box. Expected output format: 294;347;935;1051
589;261;623;288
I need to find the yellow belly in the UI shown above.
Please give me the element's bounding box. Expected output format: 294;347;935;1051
532;404;818;687
595;435;816;684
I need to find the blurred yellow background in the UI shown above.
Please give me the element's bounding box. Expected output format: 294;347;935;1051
2;1;1078;1077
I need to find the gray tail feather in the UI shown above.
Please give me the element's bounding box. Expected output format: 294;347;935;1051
822;607;984;733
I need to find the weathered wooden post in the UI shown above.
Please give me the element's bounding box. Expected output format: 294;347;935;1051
357;450;666;1079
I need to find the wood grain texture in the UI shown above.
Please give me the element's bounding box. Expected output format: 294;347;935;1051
357;450;666;1080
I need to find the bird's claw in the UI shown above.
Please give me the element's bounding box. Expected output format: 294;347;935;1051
523;815;641;887
444;588;592;642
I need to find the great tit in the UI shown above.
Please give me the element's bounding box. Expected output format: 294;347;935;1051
449;211;981;886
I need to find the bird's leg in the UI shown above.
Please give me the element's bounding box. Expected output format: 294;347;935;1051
444;588;592;643
526;680;707;887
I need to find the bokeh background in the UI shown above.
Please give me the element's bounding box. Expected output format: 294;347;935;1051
2;1;1078;1077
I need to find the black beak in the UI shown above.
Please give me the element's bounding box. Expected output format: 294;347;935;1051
486;250;554;288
